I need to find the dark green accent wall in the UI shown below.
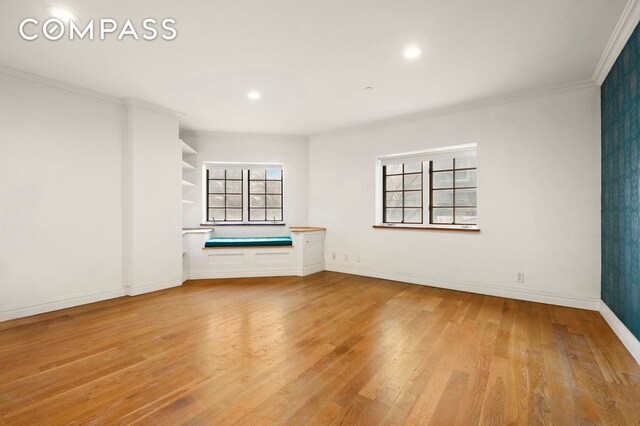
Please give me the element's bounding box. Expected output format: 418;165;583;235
602;25;640;339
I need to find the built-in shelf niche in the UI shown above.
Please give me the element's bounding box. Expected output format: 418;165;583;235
181;139;197;206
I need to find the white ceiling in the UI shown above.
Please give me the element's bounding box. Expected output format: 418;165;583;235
0;0;628;135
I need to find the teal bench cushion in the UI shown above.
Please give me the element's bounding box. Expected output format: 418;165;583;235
204;236;293;248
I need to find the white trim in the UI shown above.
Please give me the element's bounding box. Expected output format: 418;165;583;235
599;300;640;365
0;64;122;105
302;264;325;276
593;0;640;85
311;80;597;138
127;279;182;296
0;66;186;117
324;264;601;310
188;270;298;279
124;97;185;118
0;288;126;322
180;129;308;141
379;143;477;165
203;161;283;170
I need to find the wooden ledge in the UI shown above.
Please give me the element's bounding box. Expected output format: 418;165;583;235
372;225;480;233
290;227;326;232
200;223;286;227
182;228;214;235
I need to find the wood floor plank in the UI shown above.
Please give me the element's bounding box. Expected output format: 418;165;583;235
0;271;638;425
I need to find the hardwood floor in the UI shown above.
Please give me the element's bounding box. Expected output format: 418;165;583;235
0;271;639;425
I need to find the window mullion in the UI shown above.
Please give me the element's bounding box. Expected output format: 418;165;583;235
452;158;456;225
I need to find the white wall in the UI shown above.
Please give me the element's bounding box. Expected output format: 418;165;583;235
0;69;601;320
180;132;309;237
308;85;602;307
0;73;125;319
0;72;183;320
124;100;183;296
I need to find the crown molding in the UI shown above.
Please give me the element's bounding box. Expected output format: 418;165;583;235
124;97;185;118
593;0;640;85
0;64;123;105
179;129;308;141
0;64;185;117
310;79;597;139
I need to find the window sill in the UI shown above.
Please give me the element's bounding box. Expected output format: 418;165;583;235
200;222;286;227
372;224;480;232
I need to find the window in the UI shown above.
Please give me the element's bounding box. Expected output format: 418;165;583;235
378;145;478;228
429;157;477;225
383;162;423;223
249;169;283;221
206;169;243;222
204;165;284;223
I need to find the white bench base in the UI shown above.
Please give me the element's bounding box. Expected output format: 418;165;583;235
182;230;325;281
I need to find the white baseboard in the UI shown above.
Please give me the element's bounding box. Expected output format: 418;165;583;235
325;263;601;311
599;300;640;365
302;263;325;276
127;279;182;296
0;288;126;322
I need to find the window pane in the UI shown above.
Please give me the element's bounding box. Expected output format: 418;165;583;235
404;208;422;223
266;194;282;208
455;189;477;206
208;209;225;222
226;194;242;208
432;208;453;224
250;181;265;193
250;209;266;221
455;156;477;169
226;209;242;221
226;169;242;179
266;169;281;180
208;194;225;208
250;195;265;207
386;175;403;191
226;180;242;193
385;163;403;175
404;174;422;190
455;208;477;224
210;180;225;193
432;172;453;188
250;170;265;180
386;192;403;207
455;170;476;188
209;169;225;179
266;209;282;221
266;181;281;194
432;190;453;207
404;191;421;207
404;162;422;173
432;158;453;171
385;208;402;223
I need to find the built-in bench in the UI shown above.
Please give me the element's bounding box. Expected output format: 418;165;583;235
204;236;293;248
182;227;325;280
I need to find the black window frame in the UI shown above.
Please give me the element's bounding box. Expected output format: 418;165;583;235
429;158;477;225
206;169;244;222
382;163;424;224
248;169;283;222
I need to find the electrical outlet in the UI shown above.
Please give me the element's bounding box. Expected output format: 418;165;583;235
356;254;361;263
331;252;336;261
516;272;525;283
344;254;349;262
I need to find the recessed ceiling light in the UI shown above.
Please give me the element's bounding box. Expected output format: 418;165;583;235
247;90;261;100
49;7;77;22
403;45;423;60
